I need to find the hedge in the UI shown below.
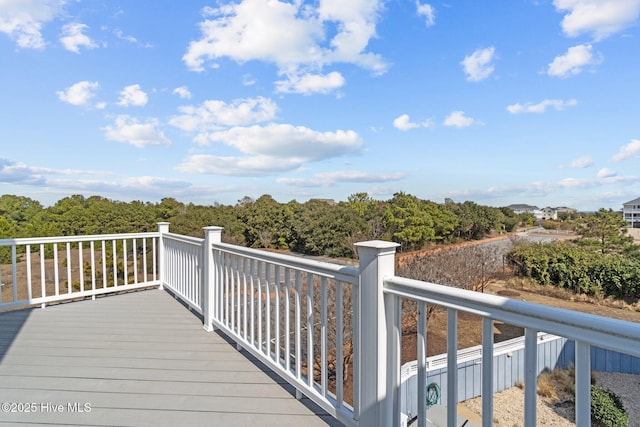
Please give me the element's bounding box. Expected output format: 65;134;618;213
507;242;640;299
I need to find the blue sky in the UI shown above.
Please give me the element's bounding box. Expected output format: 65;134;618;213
1;0;639;211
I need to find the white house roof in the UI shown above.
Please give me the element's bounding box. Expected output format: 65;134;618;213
623;197;640;206
507;204;539;211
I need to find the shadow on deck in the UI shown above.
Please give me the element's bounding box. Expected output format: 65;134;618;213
0;289;342;426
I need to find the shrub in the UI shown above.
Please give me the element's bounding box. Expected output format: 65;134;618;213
591;385;628;427
507;242;640;299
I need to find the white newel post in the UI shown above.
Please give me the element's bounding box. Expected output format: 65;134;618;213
157;222;170;291
202;226;223;332
355;240;401;427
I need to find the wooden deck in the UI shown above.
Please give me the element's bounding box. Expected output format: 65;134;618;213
0;289;342;426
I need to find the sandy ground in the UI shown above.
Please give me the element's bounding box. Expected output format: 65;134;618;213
463;371;640;426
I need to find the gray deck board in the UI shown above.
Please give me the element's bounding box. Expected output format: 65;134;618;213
0;289;342;426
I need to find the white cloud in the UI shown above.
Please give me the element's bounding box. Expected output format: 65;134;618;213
547;44;600;78
558;172;634;188
242;74;257;86
447;172;640;205
278;170;406;187
60;22;97;53
114;29;137;44
118;176;191;190
597;167;616;178
553;0;640;41
170;97;278;133
0;157;45;184
183;0;388;88
207;123;362;159
0;0;64;49
421;118;435;129
561;156;593;168
416;2;435;27
557;177;589;188
613;139;640;161
45;174;194;201
117;84;149;107
393;114;435;130
315;0;386;72
103;115;171;148
177;123;362;176
114;29;153;48
0;158;232;203
275;71;345;95
0;157;116;186
443;111;480;128
172;86;192;99
57;81;100;107
393;114;419;131
184;1;320;71
507;98;578;114
461;47;495;82
177;154;303;176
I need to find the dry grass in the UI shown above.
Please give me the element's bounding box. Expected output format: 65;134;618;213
506;277;640;313
537;368;575;402
514;367;587;402
537;374;559;400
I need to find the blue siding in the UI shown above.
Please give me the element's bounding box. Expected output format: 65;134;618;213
401;336;640;416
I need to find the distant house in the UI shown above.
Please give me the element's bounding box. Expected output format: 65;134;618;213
555;206;578;216
507;204;577;221
539;207;557;220
623;197;640;228
507;204;539;215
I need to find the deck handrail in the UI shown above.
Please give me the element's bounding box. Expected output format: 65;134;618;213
383;275;640;427
0;230;160;310
201;227;361;427
212;241;359;284
161;231;205;314
384;276;640;357
0;231;159;246
4;224;640;427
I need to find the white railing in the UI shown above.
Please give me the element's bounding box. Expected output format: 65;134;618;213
161;228;205;314
4;224;640;427
402;332;560;375
400;332;570;419
201;227;360;426
384;275;640;427
0;231;159;310
162;226;640;427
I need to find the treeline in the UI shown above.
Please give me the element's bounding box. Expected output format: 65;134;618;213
507;208;640;299
0;193;525;258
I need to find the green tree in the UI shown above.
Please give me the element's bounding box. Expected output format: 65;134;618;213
290;200;365;257
499;207;520;232
0;216;17;263
0;194;43;235
156;197;184;221
383;192;436;250
239;194;293;249
425;200;458;242
169;203;246;243
46;195;90;235
518;211;536;227
346;192;385;240
450;201;503;240
575;208;635;255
